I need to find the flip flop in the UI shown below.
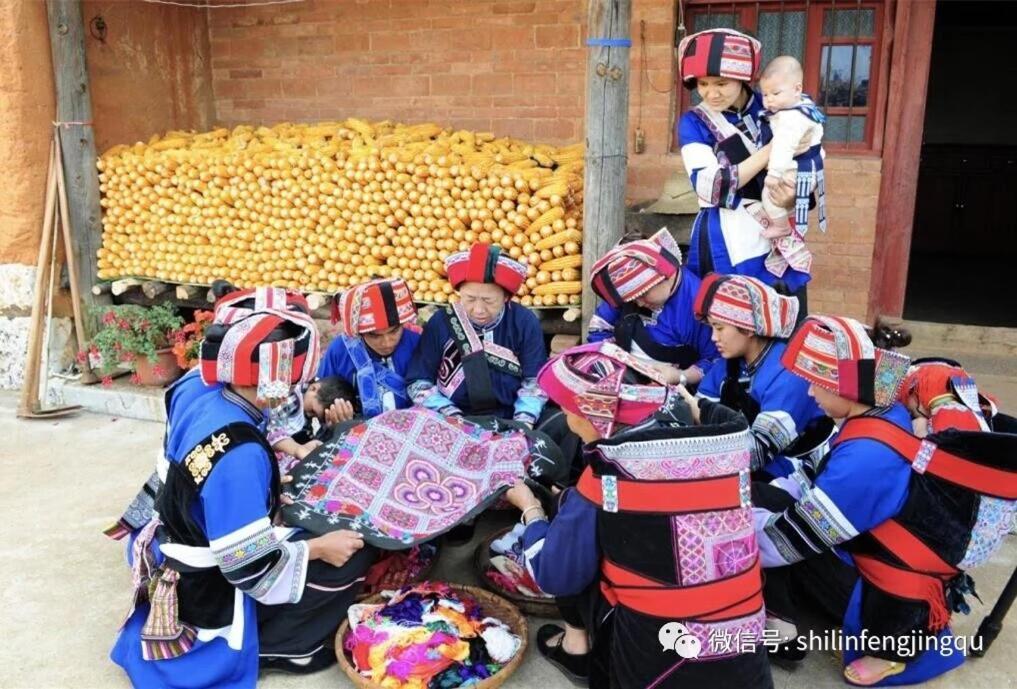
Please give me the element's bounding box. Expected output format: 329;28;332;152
844;657;905;686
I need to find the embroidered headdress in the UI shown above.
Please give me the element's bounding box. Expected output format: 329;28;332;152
537;341;671;437
901;358;983;418
444;243;527;295
336;277;417;337
678;28;762;88
590;229;682;308
693;273;799;339
211;285;310;325
200;300;321;402
782;315;910;407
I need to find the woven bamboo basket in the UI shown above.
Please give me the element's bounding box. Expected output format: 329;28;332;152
336;583;529;689
473;526;561;618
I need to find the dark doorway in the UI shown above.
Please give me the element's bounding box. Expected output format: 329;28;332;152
904;1;1017;327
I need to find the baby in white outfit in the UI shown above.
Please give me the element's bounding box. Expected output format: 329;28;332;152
758;56;825;239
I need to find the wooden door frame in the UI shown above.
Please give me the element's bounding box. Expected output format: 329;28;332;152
867;0;937;320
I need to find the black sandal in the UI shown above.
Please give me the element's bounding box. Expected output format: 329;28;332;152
260;644;336;675
537;624;589;686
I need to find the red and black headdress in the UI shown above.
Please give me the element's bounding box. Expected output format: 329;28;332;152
444;243;527;295
678;28;762;89
200;287;320;402
336;277;417;337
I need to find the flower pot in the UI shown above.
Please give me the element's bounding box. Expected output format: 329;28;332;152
134;348;183;386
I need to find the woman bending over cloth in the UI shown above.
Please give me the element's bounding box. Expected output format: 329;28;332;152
111;289;376;687
694;273;833;481
407;242;548;426
750;316;1017;686
318;277;421;420
505;341;773;689
587;228;720;388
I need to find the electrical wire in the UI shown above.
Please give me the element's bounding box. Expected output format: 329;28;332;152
141;0;304;8
640;19;675;96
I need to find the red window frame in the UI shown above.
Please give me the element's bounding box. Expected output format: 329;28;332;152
674;0;890;154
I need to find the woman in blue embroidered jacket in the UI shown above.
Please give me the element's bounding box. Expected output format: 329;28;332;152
587;228;719;386
676;28;812;309
406;243;548;426
694;273;832;480
751;316;983;686
504;341;772;689
318;277;421;420
111;292;376;687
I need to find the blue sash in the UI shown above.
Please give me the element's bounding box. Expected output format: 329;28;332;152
341;335;409;418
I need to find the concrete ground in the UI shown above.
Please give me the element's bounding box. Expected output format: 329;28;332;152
3;342;1017;689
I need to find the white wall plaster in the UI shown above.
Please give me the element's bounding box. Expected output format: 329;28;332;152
0;263;36;310
0;315;74;391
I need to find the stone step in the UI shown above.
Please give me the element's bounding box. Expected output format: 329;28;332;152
46;376;165;423
898;319;1017;358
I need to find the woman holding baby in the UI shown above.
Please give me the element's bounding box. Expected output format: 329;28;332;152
676;28;820;315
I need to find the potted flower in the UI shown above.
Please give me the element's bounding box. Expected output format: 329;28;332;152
171;309;214;370
81;304;185;386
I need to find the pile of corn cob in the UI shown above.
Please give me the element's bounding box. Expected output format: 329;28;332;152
96;119;584;306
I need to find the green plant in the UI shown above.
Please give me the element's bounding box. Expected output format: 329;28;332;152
80;304;184;377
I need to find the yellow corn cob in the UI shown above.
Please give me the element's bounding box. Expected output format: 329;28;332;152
345;118;375;138
535;229;582;251
528;206;565;233
534;180;570;199
533;281;582;296
538;254;583;272
532;152;555;167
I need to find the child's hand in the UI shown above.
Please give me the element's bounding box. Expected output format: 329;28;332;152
325;399;356;425
295;440;323;460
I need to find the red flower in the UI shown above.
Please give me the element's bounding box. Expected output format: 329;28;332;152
101;376;113;387
139;320;151;331
102;311;116;325
130;373;141;384
117;318;131;330
153;365;166;378
76;351;87;364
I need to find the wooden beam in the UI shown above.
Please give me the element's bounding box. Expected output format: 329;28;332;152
111;278;141;296
175;284;200;301
581;0;632;338
867;0;936;320
141;281;170;300
46;0;106;336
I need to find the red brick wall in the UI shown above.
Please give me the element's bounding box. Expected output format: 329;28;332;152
209;0;586;143
205;0;881;320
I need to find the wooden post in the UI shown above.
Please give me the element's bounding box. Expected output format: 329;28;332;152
581;0;632;338
867;0;936;321
46;0;106;338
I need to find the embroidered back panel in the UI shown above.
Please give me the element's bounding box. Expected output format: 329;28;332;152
282;409;536;548
597;426;763;658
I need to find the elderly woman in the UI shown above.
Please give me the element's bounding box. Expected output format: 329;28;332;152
406;243;548;426
753;316;1017;685
111;289;375;686
505;341;772;689
693;273;832;481
677;28;811;309
587;228;719;387
318;277;421;419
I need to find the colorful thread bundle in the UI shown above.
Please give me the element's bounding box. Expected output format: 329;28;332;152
344;583;521;689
